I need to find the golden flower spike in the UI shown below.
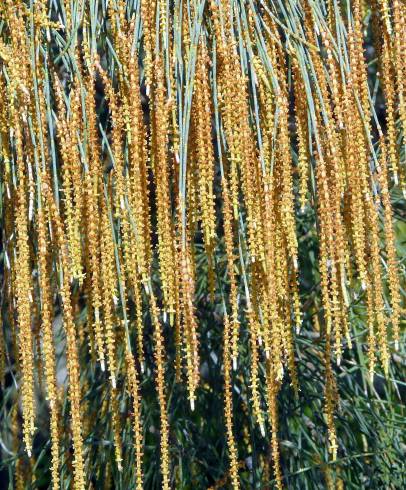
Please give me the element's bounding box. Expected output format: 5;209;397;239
223;313;240;489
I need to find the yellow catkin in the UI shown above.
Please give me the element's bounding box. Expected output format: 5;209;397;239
125;350;143;489
365;280;377;378
133;277;145;371
148;290;171;490
223;313;240;489
126;52;151;282
343;86;368;286
111;233;144;487
100;195;119;387
314;151;334;337
292;57;309;211
276;94;298;271
376;138;401;350
37;183;60;489
140;0;156;93
2;11;37;451
366;196;389;375
179;233;200;408
271;219;287;381
304;6;348;366
286;271;300;395
392;0;406;181
246;308;265;435
110;387;123;472
95;61;126;216
13;110;36;456
265;364;283;490
47;191;85;490
380;32;400;182
152;58;177;317
83;70;106;371
54;77;84;278
194;40;217;298
67;82;84;268
261;174;280;361
174;281;183;382
194;41;216;247
210;0;241;220
221;176;240;369
85;196;106;371
324;338;338;461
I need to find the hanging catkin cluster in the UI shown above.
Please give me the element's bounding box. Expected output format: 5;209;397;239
0;0;404;488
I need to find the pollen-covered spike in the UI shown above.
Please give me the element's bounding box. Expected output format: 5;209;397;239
100;196;119;387
36;185;60;489
265;364;283;490
53;77;83;282
292;57;309;211
324;338;338;461
125;350;143;489
151;57;177;317
178;234;200;407
377;140;402;350
221;176;240;369
223;313;240;489
246;308;265;433
148;290;171;490
12;111;36;456
46;188;85;490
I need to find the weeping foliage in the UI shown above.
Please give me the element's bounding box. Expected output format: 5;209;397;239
0;0;405;489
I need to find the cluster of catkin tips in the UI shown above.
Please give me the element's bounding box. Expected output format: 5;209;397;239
0;0;404;489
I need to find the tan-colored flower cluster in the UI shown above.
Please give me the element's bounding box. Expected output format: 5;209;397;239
0;1;404;489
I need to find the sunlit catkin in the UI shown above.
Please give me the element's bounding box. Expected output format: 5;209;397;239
292;57;309;211
148;290;171;490
247;308;265;435
380;33;400;182
53;78;83;282
178;232;200;409
223;313;240;489
100;196;119;387
13;110;36;456
392;0;406;172
110;387;123;472
36;189;60;489
151;58;177;318
194;41;216;251
83;71;106;372
377;139;401;350
48;192;85;490
221;176;240;369
324;338;338;461
125;350;143;489
265;364;283;490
